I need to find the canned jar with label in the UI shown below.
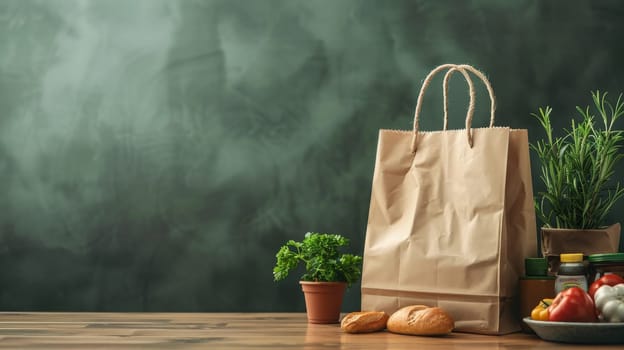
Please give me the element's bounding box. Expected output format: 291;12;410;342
555;253;587;294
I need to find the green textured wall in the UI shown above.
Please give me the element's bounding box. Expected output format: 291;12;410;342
0;0;623;312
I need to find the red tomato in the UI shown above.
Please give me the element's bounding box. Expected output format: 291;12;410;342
588;274;624;299
548;287;597;322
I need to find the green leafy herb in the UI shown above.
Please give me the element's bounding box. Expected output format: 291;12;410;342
273;232;362;286
530;91;624;229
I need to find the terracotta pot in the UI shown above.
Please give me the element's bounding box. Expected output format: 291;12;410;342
540;223;621;257
300;281;347;324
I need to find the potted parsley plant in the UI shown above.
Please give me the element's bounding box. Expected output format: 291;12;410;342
273;232;362;324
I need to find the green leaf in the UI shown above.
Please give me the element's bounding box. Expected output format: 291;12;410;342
272;232;362;287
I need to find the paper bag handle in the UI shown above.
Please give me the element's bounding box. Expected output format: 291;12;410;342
456;64;496;128
442;66;474;131
411;64;497;153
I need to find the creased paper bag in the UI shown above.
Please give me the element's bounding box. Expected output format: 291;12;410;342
361;64;537;334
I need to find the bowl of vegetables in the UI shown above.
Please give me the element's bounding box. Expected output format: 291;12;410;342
523;275;624;344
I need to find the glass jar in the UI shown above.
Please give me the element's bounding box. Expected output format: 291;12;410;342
555;253;587;294
588;253;624;282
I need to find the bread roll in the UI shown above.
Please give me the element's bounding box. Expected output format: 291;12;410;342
341;311;389;333
387;305;454;336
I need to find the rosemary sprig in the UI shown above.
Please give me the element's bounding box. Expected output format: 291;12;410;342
531;91;624;229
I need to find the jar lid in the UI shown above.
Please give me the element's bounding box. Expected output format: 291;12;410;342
525;257;548;276
588;253;624;263
560;253;583;263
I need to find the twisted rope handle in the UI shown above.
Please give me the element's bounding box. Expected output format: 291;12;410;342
442;66;474;131
456;64;496;129
411;64;497;153
411;64;475;152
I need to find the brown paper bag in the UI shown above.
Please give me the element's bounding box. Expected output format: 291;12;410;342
361;64;537;334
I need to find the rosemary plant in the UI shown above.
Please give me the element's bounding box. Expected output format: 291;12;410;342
531;91;624;229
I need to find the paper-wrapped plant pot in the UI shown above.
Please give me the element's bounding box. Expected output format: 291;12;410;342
541;223;621;256
541;223;621;274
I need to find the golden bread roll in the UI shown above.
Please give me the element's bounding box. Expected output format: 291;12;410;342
340;311;389;333
387;305;454;336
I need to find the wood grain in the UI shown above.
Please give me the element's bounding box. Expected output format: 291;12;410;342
0;312;619;349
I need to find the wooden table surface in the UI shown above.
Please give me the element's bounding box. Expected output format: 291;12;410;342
0;312;621;349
